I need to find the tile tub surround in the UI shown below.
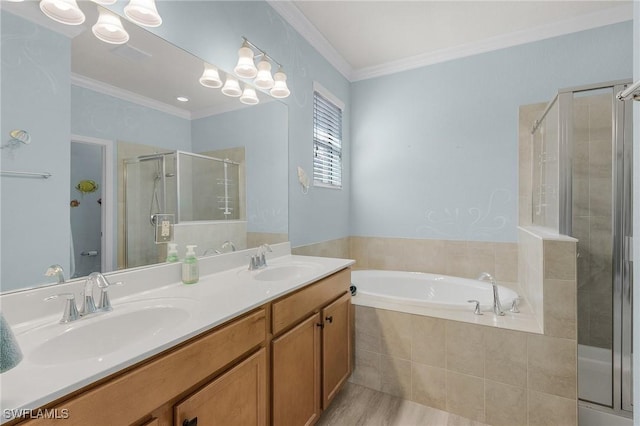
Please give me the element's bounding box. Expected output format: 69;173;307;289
350;305;578;426
292;237;350;259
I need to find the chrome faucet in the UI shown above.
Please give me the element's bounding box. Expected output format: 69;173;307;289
477;272;505;316
45;264;65;284
248;244;272;270
80;272;122;315
221;240;236;252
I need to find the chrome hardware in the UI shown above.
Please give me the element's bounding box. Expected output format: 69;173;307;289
80;272;120;316
509;297;521;313
221;240;236;252
97;279;123;312
477;272;505;316
45;264;65;284
248;244;273;270
467;300;483;315
45;293;79;323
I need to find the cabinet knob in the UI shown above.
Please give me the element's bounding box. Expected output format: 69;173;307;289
325;316;333;324
316;323;324;328
183;417;198;426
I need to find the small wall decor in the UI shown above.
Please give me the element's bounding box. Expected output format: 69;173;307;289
70;199;80;208
1;129;31;152
75;180;99;194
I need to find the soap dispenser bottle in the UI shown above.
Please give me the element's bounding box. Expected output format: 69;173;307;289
182;245;199;284
166;243;179;263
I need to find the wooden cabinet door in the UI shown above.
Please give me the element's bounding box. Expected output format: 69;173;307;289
321;292;351;409
174;348;266;426
272;313;321;426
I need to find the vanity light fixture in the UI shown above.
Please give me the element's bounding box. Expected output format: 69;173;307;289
233;37;290;99
254;58;274;90
199;64;222;89
92;7;129;45
239;85;259;105
124;0;162;28
270;67;290;99
234;40;258;79
39;0;85;25
221;75;242;98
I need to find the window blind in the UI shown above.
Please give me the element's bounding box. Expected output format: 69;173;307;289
313;90;342;188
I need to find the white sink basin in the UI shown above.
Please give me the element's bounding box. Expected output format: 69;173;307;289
23;298;197;365
239;262;323;282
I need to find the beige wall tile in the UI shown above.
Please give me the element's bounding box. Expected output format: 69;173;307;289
484;328;527;387
494;242;518;283
485;380;527;426
378;309;412;359
411;363;447;411
349;236;369;269
292;237;349;258
380;355;411;399
446;371;485;423
402;238;448;274
528;390;577;426
528;334;577;399
412;315;446;368
355;305;382;338
356;331;380;353
543;240;576;281
544;279;577;340
446;321;485;378
589;178;612;218
350;349;381;391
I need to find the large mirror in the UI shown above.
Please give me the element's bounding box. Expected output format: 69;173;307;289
0;2;288;292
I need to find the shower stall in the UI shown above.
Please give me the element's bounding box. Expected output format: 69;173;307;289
123;150;241;268
531;81;634;418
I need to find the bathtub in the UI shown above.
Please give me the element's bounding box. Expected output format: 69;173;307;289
352;270;518;311
349;269;543;333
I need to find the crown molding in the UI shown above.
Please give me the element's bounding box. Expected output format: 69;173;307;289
71;73;192;120
267;1;632;83
352;3;633;81
266;0;353;80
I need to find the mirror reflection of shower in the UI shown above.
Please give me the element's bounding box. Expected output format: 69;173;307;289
123;150;242;268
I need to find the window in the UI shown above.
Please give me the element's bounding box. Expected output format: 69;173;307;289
313;83;343;188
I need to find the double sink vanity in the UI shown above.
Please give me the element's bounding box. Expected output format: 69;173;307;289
1;243;354;425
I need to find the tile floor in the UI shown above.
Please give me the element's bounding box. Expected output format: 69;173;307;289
317;382;488;426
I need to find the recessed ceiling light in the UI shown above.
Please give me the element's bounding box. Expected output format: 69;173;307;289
176;96;189;102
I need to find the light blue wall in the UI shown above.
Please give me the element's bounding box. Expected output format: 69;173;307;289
192;102;289;234
105;0;351;248
1;11;71;291
71;86;191;151
351;22;633;243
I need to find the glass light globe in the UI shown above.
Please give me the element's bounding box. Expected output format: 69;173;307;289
92;8;129;44
240;85;259;105
221;76;242;97
199;64;222;89
234;45;257;79
254;59;274;90
124;0;162;27
270;70;290;99
39;0;85;25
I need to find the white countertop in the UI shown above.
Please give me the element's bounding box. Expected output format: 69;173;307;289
0;249;354;422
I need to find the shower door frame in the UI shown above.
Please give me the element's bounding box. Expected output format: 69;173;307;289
556;80;634;417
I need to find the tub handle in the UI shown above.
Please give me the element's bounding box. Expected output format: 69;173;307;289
467;300;483;315
509;298;521;313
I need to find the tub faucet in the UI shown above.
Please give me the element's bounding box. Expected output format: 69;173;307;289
45;264;65;284
477;272;505;316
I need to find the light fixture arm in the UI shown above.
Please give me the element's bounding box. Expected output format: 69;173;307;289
241;36;283;70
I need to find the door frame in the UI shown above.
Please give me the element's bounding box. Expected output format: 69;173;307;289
71;134;115;273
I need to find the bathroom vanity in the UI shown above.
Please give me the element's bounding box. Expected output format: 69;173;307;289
1;246;353;426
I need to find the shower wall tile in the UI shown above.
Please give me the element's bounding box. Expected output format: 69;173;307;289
589;139;613;179
518;103;546;228
589;178;613;217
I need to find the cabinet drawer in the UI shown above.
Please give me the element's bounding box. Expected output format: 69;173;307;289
272;268;350;335
19;309;266;426
174;348;266;426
